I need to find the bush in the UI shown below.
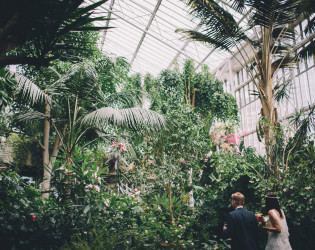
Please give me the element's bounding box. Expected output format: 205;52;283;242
1;142;314;249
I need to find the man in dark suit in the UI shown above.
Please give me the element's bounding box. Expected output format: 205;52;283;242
223;192;259;250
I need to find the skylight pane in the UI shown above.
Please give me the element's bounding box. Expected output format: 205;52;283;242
88;0;250;76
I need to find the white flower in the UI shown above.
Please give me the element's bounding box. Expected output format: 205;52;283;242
93;185;100;192
158;205;162;211
104;199;109;207
85;184;93;189
206;151;213;157
97;177;102;184
179;158;186;164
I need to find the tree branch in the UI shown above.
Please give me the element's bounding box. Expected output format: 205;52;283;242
33;133;45;151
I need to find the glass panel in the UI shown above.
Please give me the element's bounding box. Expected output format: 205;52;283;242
236;90;240;108
242;106;247;132
307;55;314;68
295;79;303;109
300;72;311;106
237;71;241;86
244;84;249;105
242;68;247;83
240;87;245;107
294;24;302;43
299;59;306;73
307;67;315;101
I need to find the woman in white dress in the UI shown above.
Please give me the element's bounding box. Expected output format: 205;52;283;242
263;192;292;250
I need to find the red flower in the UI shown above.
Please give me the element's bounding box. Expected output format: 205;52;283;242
31;215;36;221
255;214;267;227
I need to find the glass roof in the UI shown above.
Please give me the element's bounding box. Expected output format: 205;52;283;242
87;0;250;76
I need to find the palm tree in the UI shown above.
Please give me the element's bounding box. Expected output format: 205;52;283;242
177;0;315;176
12;59;165;198
0;0;109;67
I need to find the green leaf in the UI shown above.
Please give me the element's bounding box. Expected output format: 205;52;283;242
84;205;91;214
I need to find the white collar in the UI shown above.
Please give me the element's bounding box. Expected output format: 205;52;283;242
236;206;243;209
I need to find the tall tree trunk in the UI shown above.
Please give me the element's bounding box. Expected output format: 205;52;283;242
49;132;62;170
188;167;194;209
41;102;51;199
260;26;278;178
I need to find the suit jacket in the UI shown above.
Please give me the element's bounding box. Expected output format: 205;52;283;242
223;207;259;250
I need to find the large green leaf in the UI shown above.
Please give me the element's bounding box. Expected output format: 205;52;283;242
82;107;166;132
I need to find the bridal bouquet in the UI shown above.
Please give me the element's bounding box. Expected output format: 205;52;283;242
255;213;268;227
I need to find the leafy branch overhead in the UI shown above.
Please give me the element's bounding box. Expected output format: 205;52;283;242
0;0;110;67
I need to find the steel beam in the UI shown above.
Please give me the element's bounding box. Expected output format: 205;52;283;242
99;0;115;51
129;0;179;30
98;4;195;60
130;0;163;65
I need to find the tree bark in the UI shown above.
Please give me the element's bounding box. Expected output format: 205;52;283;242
41;101;51;199
260;26;279;178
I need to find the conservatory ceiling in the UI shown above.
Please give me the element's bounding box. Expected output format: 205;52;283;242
87;0;250;76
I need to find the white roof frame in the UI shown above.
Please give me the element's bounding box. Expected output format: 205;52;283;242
88;0;253;76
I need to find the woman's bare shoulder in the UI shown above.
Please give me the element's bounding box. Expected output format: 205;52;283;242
268;209;280;218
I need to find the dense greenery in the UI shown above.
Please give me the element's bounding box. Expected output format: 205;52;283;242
0;2;314;249
1;140;314;249
179;0;315;177
1;52;314;249
0;0;109;67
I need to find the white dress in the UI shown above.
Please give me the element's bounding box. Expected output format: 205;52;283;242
265;210;292;250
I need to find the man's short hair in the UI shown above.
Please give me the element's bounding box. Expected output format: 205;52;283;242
232;192;245;205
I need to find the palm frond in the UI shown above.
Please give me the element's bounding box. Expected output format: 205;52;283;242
176;29;232;52
102;90;149;108
7;71;51;105
15;110;47;122
248;0;299;28
288;105;315;147
271;56;297;76
229;0;247;13
295;0;315;35
297;42;315;61
273;79;292;102
304;16;315;35
55;61;98;85
82;107;166;132
181;0;247;49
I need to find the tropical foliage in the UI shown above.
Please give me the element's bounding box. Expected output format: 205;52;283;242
178;0;315;176
0;1;314;249
0;0;109;67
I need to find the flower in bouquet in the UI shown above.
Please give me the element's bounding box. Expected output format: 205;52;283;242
255;213;268;227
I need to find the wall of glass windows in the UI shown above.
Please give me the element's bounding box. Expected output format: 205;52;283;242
217;20;315;154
